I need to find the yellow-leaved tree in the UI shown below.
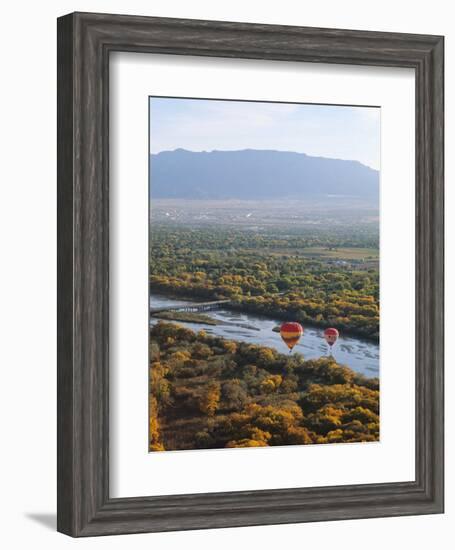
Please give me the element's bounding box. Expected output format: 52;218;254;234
199;382;221;417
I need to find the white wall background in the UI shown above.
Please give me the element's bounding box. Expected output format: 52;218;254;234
0;1;451;548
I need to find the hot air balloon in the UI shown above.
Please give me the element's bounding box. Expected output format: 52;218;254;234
280;322;303;352
324;327;339;354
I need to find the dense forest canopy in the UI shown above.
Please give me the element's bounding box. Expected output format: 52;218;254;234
150;322;379;451
150;225;379;340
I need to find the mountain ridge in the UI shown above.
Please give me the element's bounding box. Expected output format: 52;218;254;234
150;148;379;202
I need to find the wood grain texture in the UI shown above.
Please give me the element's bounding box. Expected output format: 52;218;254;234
57;12;444;537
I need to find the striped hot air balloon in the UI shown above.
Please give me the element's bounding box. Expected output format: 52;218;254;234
280;322;303;352
324;327;339;347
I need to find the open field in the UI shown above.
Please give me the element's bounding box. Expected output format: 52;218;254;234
246;246;379;261
298;247;379;260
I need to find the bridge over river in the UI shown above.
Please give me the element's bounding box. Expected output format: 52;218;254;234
150;299;232;315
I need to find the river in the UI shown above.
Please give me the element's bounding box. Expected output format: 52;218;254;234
149;293;379;377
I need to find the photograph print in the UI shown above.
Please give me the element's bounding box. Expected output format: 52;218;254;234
149;97;380;452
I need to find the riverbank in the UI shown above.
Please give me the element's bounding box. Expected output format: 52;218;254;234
152;310;221;325
151;308;261;331
149;292;379;376
149;285;379;344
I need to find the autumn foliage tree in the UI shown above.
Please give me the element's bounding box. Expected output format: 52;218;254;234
199;382;221;417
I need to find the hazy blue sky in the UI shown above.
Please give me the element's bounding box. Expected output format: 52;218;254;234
149;97;380;171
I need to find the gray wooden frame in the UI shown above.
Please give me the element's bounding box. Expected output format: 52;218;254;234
57;12;444;537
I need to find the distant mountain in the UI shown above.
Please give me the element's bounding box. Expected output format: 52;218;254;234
150;149;379;202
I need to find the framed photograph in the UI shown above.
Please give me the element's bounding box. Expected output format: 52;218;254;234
57;12;444;536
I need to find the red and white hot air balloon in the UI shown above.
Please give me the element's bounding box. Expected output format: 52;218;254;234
280;322;304;352
324;327;339;352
